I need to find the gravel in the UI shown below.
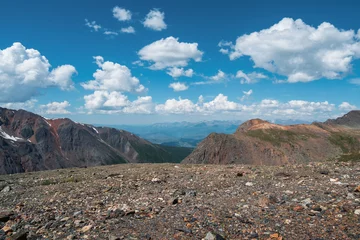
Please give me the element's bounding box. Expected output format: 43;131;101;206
0;161;359;239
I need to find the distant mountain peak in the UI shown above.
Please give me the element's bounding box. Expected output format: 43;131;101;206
236;118;284;133
325;110;360;128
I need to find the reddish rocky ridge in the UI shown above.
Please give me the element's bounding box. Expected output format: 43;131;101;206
183;111;360;165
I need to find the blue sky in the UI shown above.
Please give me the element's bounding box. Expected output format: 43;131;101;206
0;0;359;124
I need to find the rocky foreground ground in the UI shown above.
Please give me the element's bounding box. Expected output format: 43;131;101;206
0;162;360;240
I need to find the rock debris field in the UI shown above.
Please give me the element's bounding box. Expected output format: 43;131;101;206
0;162;360;240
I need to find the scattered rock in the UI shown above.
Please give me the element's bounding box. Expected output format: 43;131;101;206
293;205;304;212
0;163;359;239
319;169;329;175
125;210;135;216
151;178;161;183
8;230;28;240
0;210;13;222
1;186;11;193
204;232;225;240
169;197;180;205
301;198;312;207
81;225;92;233
312;206;322;212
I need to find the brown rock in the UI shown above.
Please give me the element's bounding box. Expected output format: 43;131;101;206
8;230;28;240
81;225;92;233
293;205;304;212
0;211;13;222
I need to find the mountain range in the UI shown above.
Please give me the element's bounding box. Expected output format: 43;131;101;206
106;119;310;147
1;107;359;175
183;111;360;165
0;107;192;174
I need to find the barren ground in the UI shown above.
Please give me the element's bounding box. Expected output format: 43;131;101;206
1;162;360;239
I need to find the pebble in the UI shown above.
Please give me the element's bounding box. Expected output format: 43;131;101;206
204;231;225;240
1;186;11;193
151;178;161;183
245;182;254;186
355;209;360;215
81;225;92;233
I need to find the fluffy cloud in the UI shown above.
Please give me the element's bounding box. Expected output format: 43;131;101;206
218;40;234;55
39;101;71;114
138;37;203;70
0;99;38;110
85;19;101;31
84;90;153;114
81;56;146;93
123;96;153;114
0;42;77;103
155;98;198;114
113;7;132;21
48;65;77;90
143;9;167;31
121;26;135;34
192;70;229;85
167;67;194;78
211;70;227;81
169;82;189;92
155;94;239;115
339;102;357;111
201;94;239;112
236;71;267;84
155;94;336;120
349;78;360;85
222;18;360;83
240;89;253;101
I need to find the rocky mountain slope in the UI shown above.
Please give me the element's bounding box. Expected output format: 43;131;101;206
183;111;360;165
0;107;192;174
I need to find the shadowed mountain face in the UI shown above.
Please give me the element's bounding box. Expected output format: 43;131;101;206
0;107;192;174
183;111;360;165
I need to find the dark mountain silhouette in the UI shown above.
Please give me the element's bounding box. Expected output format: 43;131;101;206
0;107;192;174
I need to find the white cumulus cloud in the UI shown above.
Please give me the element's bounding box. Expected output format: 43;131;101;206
143;9;167;31
236;71;268;84
0;99;38;110
40;101;71;114
211;70;227;81
121;26;135;34
167;67;194;78
155;94;239;115
222;18;360;83
339;102;357;111
169;82;189;92
81;56;146;94
155;94;336;121
84;90;153;114
138;37;203;70
113;7;132;21
155;98;198;114
0;42;77;103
